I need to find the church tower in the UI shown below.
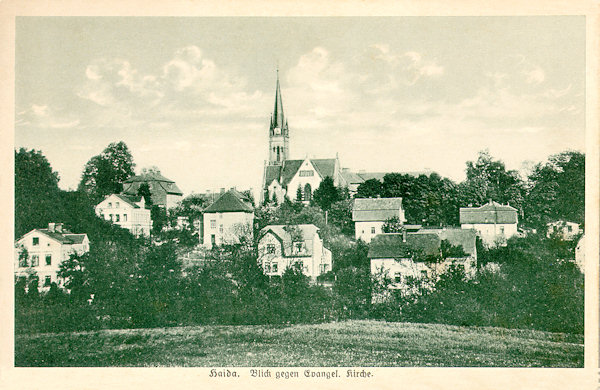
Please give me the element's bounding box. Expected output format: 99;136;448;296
268;70;289;166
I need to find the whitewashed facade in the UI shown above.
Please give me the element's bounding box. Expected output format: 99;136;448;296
202;189;254;249
95;194;152;237
460;201;518;247
546;220;582;241
14;223;90;290
352;197;406;243
258;224;332;279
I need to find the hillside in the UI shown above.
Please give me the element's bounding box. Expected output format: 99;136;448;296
15;320;583;367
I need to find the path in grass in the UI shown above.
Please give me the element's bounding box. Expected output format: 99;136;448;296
15;320;583;367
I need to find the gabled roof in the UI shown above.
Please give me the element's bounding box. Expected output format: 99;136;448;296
280;160;304;186
368;233;440;259
203;189;254;213
311;159;337;180
368;228;477;259
264;165;283;187
19;228;87;246
460;201;518;224
260;224;320;257
102;193;144;209
421;228;477;257
352;197;403;222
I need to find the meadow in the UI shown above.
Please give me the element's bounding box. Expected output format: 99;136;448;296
15;320;583;367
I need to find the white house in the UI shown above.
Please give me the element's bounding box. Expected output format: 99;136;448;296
368;228;477;298
258;224;332;279
459;200;518;247
202;189;254;249
546;220;582;240
352;197;406;243
14;223;90;290
95;194;152;237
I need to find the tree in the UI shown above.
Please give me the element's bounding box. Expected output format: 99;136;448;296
356;178;382;198
15;148;62;237
78;141;135;198
137;183;153;206
312;176;340;211
296;185;303;202
525;151;585;228
382;216;403;233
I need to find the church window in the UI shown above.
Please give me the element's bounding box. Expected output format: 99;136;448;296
304;183;312;201
299;170;314;177
277;146;281;161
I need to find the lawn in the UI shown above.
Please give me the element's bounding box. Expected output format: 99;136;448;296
14;320;583;367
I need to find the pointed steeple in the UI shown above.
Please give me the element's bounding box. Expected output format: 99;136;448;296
271;68;286;131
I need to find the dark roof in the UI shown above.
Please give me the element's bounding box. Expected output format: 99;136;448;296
280;160;304;186
346;170;434;184
264;165;282;186
112;193;143;209
352;197;404;222
311;159;337;180
122;172;183;206
368;233;440;259
422;228;477;257
203;189;254;213
32;229;87;245
260;224;320;257
460;201;518;224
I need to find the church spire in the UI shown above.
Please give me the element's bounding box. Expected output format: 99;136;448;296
272;68;285;131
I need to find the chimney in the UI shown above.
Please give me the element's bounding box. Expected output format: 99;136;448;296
48;222;55;232
55;223;63;233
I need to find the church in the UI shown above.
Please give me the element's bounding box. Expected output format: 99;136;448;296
261;73;347;204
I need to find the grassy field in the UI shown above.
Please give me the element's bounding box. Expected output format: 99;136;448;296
15;320;583;367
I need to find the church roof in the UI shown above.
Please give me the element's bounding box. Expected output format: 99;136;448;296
271;71;286;130
311;159;337;180
280;160;304;186
264;165;282;186
203;189;254;213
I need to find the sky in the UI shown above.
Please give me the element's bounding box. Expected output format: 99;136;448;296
15;17;585;197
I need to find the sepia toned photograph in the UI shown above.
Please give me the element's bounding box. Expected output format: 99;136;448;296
9;12;591;377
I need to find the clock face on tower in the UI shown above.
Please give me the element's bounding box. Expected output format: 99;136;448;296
274;127;281;135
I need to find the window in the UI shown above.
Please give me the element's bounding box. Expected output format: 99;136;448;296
371;227;376;234
211;235;216;245
211;220;216;229
568;225;573;232
109;214;113;221
31;255;39;267
219;225;223;234
115;214;120;222
320;264;329;273
394;272;402;284
294;242;304;252
19;256;27;268
115;202;120;208
32;237;39;246
44;276;51;287
264;263;270;273
123;214;127;222
299;170;314;177
500;226;505;234
108;202;112;208
45;254;52;265
267;244;276;254
271;263;278;273
304;183;312;202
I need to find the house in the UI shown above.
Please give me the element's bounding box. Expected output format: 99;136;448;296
546;220;582;240
575;234;585;273
258;224;332;279
202;189;254;249
121;172;183;209
95;194;152;237
14;223;90;289
459;200;518;247
260;72;346;204
352;197;406;243
368;228;477;297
